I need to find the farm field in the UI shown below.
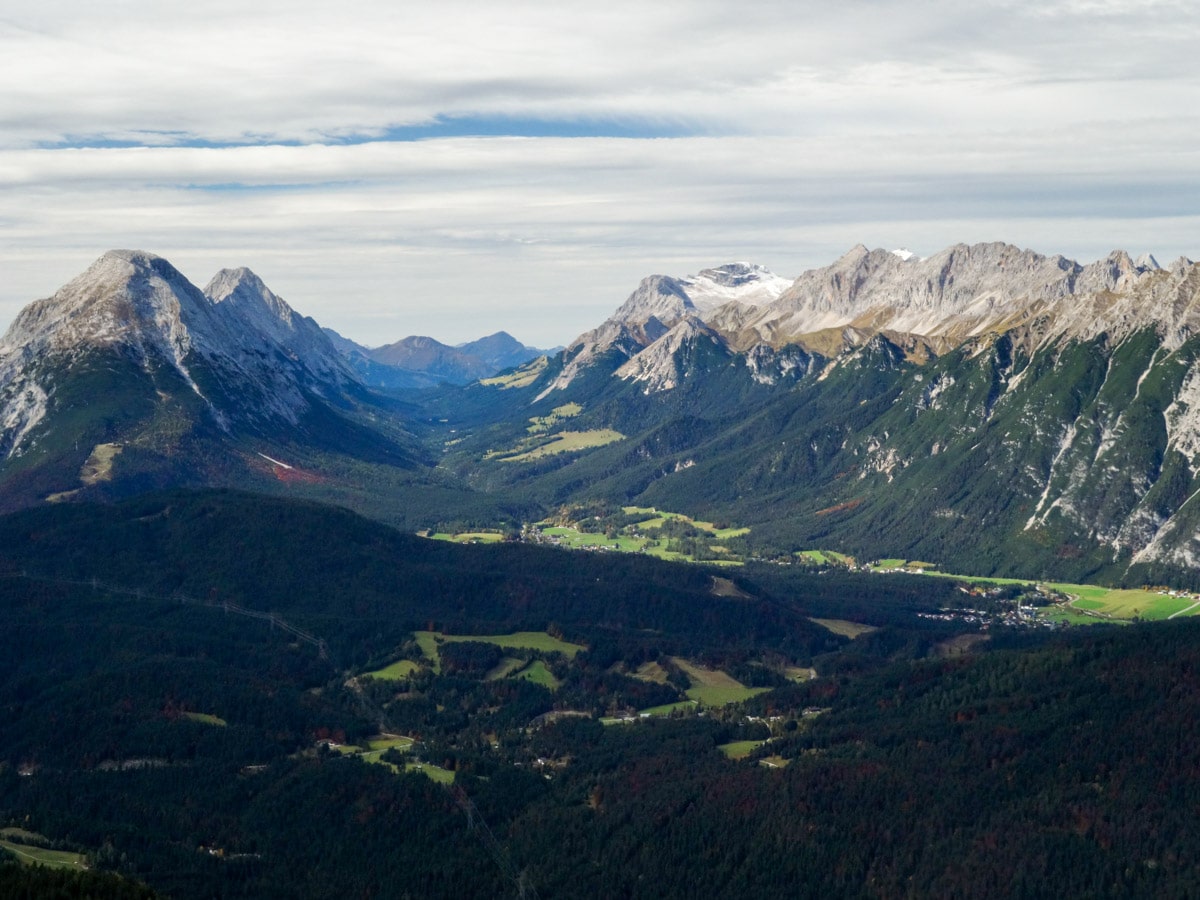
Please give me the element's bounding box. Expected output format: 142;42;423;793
672;658;769;707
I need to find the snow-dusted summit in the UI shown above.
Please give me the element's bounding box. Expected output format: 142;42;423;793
0;251;362;459
540;261;792;398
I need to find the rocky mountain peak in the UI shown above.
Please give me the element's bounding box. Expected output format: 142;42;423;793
615;316;722;393
611;275;695;327
0;248;225;370
206;267;295;327
203;267;350;386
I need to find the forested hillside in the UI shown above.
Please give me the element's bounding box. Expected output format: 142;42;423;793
1;491;1199;897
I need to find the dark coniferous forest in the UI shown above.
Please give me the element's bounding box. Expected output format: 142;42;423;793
0;490;1198;897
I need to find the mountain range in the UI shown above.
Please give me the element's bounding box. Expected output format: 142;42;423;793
324;328;553;390
5;243;1200;587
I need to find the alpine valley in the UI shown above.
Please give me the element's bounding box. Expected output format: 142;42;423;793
5;244;1200;587
9;245;1200;898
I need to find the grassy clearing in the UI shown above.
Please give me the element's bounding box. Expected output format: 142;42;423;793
542;526;646;552
799;549;855;566
758;755;791;769
718;740;767;760
429;531;505;544
366;659;421;680
1072;588;1193;621
1041;607;1111;626
810;618;880;639
405;762;454;784
710;576;752;599
182;712;227;727
638;700;698;717
500;429;625;461
0;839;88;870
81;443;123;486
515;660;561;690
480;356;546;389
527;402;583;434
623;506;749;539
785;666;817;682
414;630;585;673
873;559;908;570
367;735;414;752
540;507;750;566
881;563;1200;623
630;661;671;684
414;632;442;671
672;659;769;707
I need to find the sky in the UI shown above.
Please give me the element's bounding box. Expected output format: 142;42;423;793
1;1;1198;347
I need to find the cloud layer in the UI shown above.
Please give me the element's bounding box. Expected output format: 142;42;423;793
2;1;1198;344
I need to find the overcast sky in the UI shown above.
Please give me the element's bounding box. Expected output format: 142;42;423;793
2;0;1198;346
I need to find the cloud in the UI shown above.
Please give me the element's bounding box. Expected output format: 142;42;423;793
0;1;1198;344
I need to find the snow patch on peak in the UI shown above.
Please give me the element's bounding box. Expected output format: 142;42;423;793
682;262;793;313
891;248;920;262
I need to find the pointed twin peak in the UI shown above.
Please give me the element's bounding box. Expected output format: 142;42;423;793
206;266;296;327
